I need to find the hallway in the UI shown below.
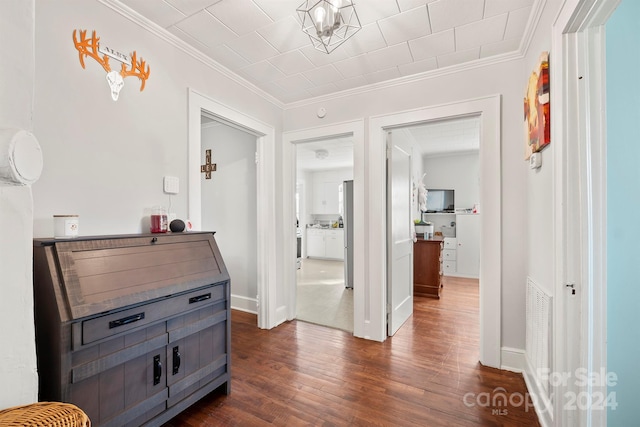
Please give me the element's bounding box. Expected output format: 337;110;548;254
164;277;540;426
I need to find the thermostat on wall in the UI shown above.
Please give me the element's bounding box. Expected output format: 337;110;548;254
530;152;542;169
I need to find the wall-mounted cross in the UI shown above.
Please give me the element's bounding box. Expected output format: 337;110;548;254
200;149;217;179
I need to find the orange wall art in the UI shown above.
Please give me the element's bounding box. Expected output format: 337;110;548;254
524;51;550;160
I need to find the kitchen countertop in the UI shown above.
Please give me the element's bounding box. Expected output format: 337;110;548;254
306;225;344;230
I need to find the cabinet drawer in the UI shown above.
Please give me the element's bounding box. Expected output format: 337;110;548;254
443;238;457;249
81;283;226;346
442;249;457;261
442;261;457;274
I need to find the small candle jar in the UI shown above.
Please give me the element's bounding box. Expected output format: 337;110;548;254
150;206;168;233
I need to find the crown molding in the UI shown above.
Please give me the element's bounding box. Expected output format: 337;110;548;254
98;0;285;109
283;49;526;109
100;0;546;110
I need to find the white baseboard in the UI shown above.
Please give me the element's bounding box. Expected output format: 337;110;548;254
522;362;553;427
501;347;553;427
501;347;526;372
274;305;288;326
230;294;257;314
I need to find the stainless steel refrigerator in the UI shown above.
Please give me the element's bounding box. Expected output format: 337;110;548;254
343;180;354;288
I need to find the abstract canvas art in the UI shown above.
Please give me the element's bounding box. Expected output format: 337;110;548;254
524;51;550;160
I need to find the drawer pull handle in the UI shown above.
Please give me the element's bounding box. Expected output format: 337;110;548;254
153;355;162;385
109;312;145;329
189;293;211;304
173;346;181;375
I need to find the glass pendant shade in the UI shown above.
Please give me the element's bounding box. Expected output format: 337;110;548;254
297;0;361;54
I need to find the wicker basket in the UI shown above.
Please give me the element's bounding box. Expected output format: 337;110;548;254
0;402;90;426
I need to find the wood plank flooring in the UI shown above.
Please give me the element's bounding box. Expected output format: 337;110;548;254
163;277;540;426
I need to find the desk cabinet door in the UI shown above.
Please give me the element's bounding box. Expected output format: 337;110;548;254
70;326;168;427
166;301;229;408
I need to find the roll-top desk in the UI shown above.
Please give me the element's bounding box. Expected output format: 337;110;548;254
33;232;231;427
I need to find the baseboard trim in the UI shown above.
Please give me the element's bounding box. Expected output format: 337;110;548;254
522;361;553;427
275;305;288;327
230;294;257;314
500;347;553;426
500;347;526;372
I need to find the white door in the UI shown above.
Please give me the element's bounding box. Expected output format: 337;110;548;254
386;131;413;336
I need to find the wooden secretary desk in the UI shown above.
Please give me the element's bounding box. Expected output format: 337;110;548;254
32;232;231;427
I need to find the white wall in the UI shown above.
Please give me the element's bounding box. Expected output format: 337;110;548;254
423;152;480;210
201;122;257;312
0;0;39;408
283;57;528;350
525;2;560;298
31;0;282;238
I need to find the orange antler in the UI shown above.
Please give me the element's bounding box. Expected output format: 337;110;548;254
72;29;111;73
119;51;150;92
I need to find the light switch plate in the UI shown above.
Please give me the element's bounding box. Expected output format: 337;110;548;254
164;176;179;194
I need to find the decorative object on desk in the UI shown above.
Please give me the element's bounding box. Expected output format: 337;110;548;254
524;51;550;159
72;29;150;101
150;205;168;233
297;0;362;54
53;215;79;238
201;149;217;179
170;218;186;232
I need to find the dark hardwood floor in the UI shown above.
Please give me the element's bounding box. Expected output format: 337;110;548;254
163;277;540;426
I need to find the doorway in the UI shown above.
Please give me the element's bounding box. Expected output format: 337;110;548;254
282;120;366;337
294;137;354;332
369;96;501;365
188;89;276;330
200;114;258;314
385;116;481;336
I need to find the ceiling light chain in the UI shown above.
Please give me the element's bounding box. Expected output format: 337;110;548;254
297;0;362;54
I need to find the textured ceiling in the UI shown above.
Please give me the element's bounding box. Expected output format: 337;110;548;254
295;115;479;172
113;0;538;105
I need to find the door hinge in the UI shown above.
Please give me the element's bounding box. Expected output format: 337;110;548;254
255;151;259;164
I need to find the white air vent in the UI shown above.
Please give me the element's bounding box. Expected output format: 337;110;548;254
526;277;552;397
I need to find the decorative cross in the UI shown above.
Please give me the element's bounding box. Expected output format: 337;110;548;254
200;149;217;179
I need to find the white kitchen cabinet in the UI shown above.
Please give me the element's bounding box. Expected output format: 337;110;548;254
313;181;340;214
455;214;480;278
324;229;344;260
306;229;325;258
306;228;344;260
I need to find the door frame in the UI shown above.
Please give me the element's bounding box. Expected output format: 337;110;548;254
551;0;618;425
187;88;277;330
282;120;365;336
369;95;502;365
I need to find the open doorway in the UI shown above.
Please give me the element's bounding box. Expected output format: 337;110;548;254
200;114;258;314
385;116;481;335
294;136;354;332
188;89;277;330
369;96;501;364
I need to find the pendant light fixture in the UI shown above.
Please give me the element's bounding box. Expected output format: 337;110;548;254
297;0;362;54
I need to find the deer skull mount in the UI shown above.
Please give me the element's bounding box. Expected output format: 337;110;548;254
72;29;150;101
106;71;124;101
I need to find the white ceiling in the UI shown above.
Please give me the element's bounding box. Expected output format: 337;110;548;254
115;0;538;105
295;115;479;172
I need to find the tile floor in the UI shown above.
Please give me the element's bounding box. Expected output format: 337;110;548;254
296;258;353;332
